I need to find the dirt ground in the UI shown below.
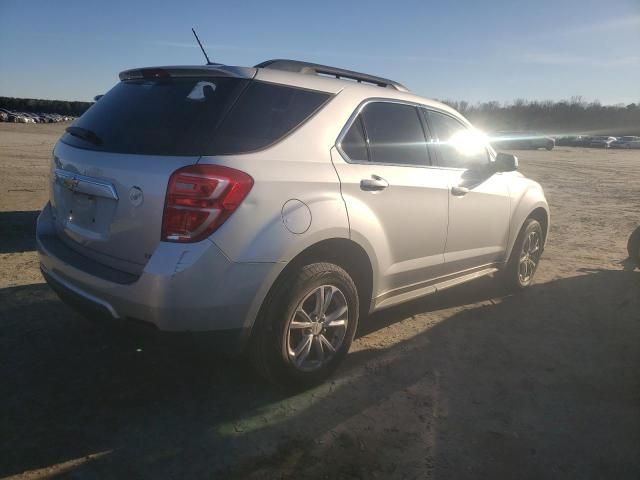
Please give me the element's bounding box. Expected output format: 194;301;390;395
1;123;639;479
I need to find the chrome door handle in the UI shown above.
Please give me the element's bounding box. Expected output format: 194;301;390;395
360;175;389;192
451;186;469;196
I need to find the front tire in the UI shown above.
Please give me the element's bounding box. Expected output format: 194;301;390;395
250;262;359;388
503;218;544;290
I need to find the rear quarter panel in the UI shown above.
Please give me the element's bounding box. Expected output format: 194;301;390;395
201;86;365;263
203;153;350;263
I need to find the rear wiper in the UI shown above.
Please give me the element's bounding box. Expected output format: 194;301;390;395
65;126;103;146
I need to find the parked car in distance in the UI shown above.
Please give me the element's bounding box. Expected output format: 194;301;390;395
0;112;8;122
37;59;550;386
26;113;43;123
589;136;617;148
0;108;75;123
491;131;555;150
555;136;576;146
611;136;640;148
570;135;592;146
0;109;21;122
37;113;52;123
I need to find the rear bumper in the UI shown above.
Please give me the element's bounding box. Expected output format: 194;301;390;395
37;203;283;348
41;267;248;352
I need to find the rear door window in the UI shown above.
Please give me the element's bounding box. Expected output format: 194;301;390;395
62;78;331;156
360;102;429;166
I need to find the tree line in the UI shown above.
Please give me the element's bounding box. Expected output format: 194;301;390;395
0;96;92;116
441;97;640;136
2;95;639;136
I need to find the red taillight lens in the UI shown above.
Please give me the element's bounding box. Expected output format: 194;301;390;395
161;165;253;243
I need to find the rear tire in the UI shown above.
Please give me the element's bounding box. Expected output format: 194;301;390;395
627;226;640;267
249;262;359;388
502;218;543;290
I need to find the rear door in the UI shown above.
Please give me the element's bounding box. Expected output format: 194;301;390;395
332;100;450;297
423;109;511;272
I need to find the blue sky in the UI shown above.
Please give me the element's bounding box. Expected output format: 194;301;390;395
1;0;638;104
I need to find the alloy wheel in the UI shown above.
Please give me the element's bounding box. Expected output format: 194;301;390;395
518;230;541;284
286;285;349;372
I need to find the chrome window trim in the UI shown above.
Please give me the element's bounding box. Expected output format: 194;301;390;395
335;97;469;171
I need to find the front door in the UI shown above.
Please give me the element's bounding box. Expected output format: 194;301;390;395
424;108;511;273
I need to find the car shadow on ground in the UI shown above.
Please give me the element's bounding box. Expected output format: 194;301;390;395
0;210;39;254
1;267;639;479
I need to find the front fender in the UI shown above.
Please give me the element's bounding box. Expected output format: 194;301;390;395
505;178;550;262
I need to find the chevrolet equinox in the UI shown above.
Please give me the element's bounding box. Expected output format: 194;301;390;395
37;59;550;386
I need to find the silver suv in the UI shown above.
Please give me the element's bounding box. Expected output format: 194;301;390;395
37;60;549;386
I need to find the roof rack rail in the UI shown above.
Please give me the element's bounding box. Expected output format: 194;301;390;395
255;59;409;92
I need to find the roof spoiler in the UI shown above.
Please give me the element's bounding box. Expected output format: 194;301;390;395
119;65;257;81
255;59;409;92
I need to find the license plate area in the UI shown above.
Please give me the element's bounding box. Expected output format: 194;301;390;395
68;192;98;230
53;169;119;242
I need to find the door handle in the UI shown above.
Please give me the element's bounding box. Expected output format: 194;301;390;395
451;186;469;196
360;175;389;192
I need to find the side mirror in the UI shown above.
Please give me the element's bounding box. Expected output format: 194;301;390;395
494;152;518;172
93;95;104;102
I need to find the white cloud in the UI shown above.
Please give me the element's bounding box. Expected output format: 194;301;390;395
518;52;640;68
560;15;640;36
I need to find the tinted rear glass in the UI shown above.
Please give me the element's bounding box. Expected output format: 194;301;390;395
213;81;331;153
340;116;368;161
361;102;429;166
62;78;331;156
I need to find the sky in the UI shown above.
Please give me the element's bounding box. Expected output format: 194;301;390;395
1;0;639;104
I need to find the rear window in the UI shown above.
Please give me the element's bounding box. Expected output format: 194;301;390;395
62;78;331;156
360;102;429;166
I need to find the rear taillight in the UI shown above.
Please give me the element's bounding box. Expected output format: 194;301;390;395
161;165;253;243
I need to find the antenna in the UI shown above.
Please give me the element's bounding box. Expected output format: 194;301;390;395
191;28;213;65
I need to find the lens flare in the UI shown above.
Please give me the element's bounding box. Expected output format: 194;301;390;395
447;128;490;156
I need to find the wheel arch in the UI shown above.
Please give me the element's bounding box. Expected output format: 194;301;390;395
246;237;376;346
505;202;550;263
276;238;374;318
528;207;549;243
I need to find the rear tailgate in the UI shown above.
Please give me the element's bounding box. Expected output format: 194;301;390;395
50;68;255;275
51;142;198;274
